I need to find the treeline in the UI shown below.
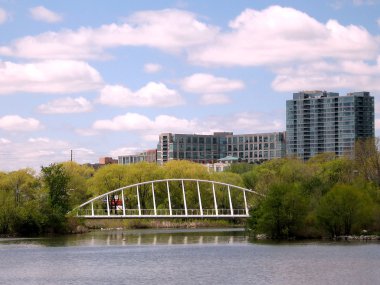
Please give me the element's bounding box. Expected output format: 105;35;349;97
243;139;380;239
1;139;380;238
0;160;244;236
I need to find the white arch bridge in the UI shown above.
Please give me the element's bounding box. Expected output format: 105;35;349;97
75;179;261;219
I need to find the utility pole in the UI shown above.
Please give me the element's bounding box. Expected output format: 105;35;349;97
70;149;73;162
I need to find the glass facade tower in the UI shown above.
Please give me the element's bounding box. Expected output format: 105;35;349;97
157;132;286;165
286;91;374;160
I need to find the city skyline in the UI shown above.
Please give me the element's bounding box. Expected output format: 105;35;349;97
1;0;380;171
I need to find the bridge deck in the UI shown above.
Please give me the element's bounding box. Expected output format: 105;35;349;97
79;215;249;219
77;208;249;219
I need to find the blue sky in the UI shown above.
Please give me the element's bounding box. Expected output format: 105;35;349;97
0;0;380;171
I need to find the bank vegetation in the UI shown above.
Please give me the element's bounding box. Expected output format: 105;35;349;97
0;139;379;239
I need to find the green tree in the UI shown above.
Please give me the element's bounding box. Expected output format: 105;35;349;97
355;138;380;186
249;183;308;239
41;163;70;232
42;163;70;214
61;162;94;208
162;160;210;210
0;169;44;236
227;163;256;175
316;184;373;237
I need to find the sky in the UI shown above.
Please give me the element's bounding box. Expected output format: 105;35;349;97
0;0;380;171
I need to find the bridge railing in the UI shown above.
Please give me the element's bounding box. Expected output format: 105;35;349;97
77;208;248;217
74;178;261;219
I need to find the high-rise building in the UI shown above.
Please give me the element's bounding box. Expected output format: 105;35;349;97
118;149;157;165
157;132;286;165
286;91;374;160
226;132;286;163
118;153;145;165
157;132;231;165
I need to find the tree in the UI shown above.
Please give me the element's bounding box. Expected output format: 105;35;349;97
41;163;70;232
61;162;94;208
41;163;70;214
226;163;256;175
162;160;210;210
316;184;373;237
7;169;39;206
249;183;308;239
355;138;380;186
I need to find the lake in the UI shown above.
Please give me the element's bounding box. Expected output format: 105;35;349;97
0;228;379;285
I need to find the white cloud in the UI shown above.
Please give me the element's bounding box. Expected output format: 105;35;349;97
0;138;11;144
109;147;141;157
28;137;50;143
0;60;102;94
353;0;376;5
98;82;184;107
0;8;7;24
0;115;42;131
209;112;284;133
87;111;283;141
271;58;380;92
189;6;378;66
144;63;162;73
181;73;244;93
92;113;198;134
38;97;93;114
200;94;230;105
0;9;218;60
0;137;95;171
377;18;380;26
30;6;62;23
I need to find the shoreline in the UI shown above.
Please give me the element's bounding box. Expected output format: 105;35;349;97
82;218;246;231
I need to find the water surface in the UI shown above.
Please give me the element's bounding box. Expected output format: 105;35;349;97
0;228;379;285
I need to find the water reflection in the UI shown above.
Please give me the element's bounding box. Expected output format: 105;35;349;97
87;228;248;247
0;228;248;248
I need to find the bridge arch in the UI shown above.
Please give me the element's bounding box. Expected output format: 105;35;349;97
75;178;262;219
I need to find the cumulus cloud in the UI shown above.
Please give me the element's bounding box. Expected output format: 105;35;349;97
200;94;230;105
98;82;184;107
144;63;162;73
0;137;95;171
181;73;244;93
0;60;102;94
181;73;243;105
0;9;218;60
189;6;378;66
0;138;11;144
0;8;7;24
0;115;42;131
85;111;284;141
38;97;93;114
109;147;142;157
271;58;380;92
30;6;62;23
91;113;198;134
